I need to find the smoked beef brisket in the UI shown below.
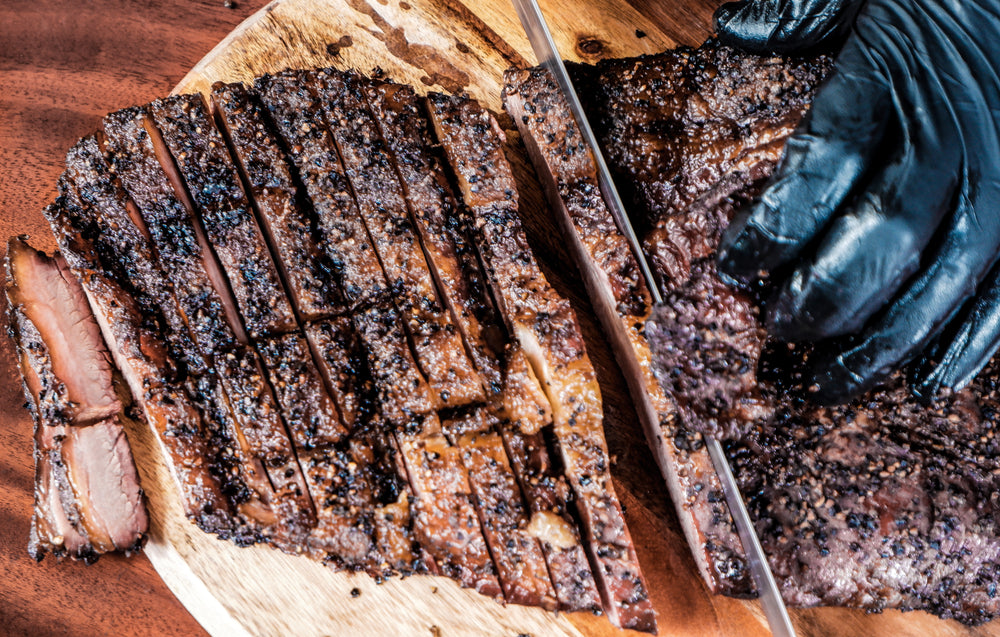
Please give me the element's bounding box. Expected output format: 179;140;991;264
12;66;654;631
506;39;1000;625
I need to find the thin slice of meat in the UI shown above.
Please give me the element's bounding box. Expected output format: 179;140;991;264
257;332;380;569
301;317;421;574
365;79;601;612
442;406;558;609
149;93;296;338
11;301;96;562
5;237;120;426
305;317;372;432
312;69;484;409
256;332;347;448
7;237;147;560
43;198;236;536
365;429;422;574
54;416;147;554
428;92;655;632
210;81;347;321
63;134;208;377
363;78;507;397
102;106;245;355
503;66;750;591
500;348;601;612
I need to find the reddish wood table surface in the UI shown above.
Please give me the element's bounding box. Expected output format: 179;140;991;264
0;2;271;634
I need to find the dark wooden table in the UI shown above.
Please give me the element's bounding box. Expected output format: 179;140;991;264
0;2;271;634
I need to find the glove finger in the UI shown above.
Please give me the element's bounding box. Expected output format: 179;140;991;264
808;180;1000;405
911;264;1000;402
717;40;891;283
766;55;964;341
714;0;863;55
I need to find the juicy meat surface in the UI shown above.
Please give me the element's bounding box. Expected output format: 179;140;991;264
6;237;121;426
510;38;1000;625
210;81;347;321
7;237;147;561
150;93;296;338
428;92;655;633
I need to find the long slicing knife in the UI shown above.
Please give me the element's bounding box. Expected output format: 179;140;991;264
509;2;797;635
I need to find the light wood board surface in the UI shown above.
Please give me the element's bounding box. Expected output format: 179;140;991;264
103;0;1000;635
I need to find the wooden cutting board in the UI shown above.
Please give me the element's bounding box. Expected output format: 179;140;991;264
89;0;1000;635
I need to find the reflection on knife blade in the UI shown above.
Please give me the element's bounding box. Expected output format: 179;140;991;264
508;0;797;635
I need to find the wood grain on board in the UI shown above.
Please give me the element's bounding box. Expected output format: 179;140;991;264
2;0;999;635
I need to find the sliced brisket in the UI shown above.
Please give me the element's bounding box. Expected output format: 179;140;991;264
6;237;147;561
313;69;485;409
149;93;296;338
211;81;348;321
428;92;655;632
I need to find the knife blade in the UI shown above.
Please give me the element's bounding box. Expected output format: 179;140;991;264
509;1;796;635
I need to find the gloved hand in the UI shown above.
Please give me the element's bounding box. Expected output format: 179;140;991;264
714;0;1000;404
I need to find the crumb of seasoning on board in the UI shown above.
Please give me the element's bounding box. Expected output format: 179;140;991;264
327;35;354;57
350;587;361;598
223;0;236;8
429;626;442;637
635;28;647;38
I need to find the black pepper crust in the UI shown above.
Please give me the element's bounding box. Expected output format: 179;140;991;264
150;93;296;338
428;92;655;633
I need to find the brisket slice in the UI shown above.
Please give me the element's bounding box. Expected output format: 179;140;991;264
312;69;485;409
256;331;382;570
366;78;601;612
304;317;421;574
149;93;296;338
254;72;388;309
511;39;1000;625
428;92;655;632
7;236;147;561
210;81;347;321
102;106;317;542
442;406;559;610
363;79;507;397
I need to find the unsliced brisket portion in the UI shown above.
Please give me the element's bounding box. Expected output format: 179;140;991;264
313;69;485;409
149;93;296;338
510;40;1000;624
428;92;655;632
366;78;601;612
6;237;147;561
210;81;347;321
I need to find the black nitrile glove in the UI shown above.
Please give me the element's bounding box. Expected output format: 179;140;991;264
714;0;1000;404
